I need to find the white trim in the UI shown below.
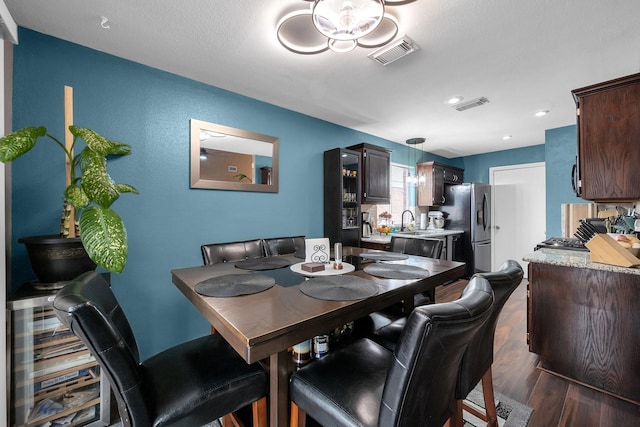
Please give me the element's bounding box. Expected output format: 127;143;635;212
0;1;18;44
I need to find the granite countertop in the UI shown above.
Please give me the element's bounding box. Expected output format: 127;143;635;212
523;248;640;276
362;229;464;244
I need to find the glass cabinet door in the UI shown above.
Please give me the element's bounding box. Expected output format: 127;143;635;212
8;291;110;427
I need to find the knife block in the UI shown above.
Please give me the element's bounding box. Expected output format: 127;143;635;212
585;234;640;267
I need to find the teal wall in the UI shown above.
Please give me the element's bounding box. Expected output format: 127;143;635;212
9;28;578;358
544;125;589;237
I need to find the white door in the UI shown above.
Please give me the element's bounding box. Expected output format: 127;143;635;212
490;163;546;276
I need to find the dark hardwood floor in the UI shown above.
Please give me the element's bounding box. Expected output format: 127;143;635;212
437;279;640;427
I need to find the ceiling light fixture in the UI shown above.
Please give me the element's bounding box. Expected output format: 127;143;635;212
535;110;549;117
502;135;512;140
447;96;464;105
277;0;415;55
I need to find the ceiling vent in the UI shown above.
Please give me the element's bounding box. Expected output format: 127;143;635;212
368;36;419;66
452;97;490;111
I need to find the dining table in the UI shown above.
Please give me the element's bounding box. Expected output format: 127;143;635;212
171;247;465;427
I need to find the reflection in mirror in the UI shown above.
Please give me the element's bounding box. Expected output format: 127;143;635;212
190;119;279;192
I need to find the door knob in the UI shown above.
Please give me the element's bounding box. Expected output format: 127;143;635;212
495;225;500;230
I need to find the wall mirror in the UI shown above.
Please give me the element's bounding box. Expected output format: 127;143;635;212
190;119;279;192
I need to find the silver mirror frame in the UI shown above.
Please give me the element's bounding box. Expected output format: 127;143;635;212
190;119;279;192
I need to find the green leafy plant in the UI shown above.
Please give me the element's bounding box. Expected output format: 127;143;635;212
0;125;138;273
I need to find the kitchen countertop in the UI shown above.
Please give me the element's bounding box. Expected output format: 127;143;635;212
362;229;464;244
523;248;640;276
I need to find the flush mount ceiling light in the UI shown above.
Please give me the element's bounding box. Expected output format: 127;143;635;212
535;110;550;117
277;0;414;54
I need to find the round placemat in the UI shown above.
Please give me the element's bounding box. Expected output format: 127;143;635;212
359;252;409;261
363;263;430;280
299;276;378;301
195;273;275;297
235;257;291;271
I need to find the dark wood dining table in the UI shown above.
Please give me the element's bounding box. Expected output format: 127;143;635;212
171;247;465;427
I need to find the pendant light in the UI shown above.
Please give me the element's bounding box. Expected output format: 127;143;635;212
406;138;425;184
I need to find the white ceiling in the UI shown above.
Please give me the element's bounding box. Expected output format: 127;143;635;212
5;0;640;157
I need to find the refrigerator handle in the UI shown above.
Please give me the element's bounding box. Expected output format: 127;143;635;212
482;193;488;231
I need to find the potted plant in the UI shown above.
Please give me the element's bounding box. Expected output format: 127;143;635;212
0;125;137;284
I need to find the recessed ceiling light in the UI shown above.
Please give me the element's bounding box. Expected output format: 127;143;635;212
447;96;464;105
535;110;549;117
502;135;512;140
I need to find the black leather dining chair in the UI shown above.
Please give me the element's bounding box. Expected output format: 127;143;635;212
201;238;265;265
451;260;524;427
289;276;494;427
374;260;524;427
262;235;305;258
52;271;268;427
390;236;444;259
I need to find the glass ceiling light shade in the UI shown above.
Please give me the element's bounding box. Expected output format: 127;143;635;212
312;0;385;41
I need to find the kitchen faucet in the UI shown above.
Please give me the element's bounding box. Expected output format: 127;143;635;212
400;210;415;231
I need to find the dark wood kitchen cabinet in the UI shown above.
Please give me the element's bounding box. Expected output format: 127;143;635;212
417;161;464;206
571;72;640;201
528;261;640;404
347;143;391;204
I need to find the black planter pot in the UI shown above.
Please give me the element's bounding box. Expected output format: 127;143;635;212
18;235;97;290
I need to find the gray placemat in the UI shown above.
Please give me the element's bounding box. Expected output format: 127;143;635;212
235;257;291;271
299;276;378;301
359;252;409;261
195;273;275;297
363;263;430;280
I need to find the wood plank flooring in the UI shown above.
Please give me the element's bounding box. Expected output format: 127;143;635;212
437;279;640;427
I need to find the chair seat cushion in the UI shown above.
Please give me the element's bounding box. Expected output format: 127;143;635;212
290;338;393;427
141;334;266;427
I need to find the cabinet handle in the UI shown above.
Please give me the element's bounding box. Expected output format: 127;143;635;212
441;196;446;204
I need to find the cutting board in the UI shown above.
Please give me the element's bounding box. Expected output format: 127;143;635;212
561;203;599;238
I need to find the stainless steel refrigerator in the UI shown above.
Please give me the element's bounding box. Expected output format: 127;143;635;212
441;182;491;278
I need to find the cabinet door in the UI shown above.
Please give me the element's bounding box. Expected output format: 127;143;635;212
417;163;445;206
363;148;390;204
574;74;640;201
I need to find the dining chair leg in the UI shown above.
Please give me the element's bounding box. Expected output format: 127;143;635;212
450;398;464;427
220;396;267;427
290;402;306;427
252;396;268;427
461;367;498;427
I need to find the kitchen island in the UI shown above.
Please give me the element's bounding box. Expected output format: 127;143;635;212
524;248;640;404
361;229;464;260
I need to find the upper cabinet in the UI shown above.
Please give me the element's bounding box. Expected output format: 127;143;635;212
417;161;464;206
571;73;640;201
347;143;391;204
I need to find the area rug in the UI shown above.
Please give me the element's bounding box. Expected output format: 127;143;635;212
464;385;533;427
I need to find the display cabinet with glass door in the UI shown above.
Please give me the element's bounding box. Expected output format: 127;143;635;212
8;287;110;427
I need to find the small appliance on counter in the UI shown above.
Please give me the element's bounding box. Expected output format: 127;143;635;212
419;213;427;230
362;212;372;237
427;211;444;229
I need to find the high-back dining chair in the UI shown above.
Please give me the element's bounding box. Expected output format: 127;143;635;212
373;260;524;427
390;236;444;259
289;276;494;427
450;259;524;427
52;271;268;427
263;235;305;258
201;238;265;265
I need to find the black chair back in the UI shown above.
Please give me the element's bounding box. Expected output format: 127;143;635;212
201;239;265;265
262;235;305;258
391;236;444;259
52;271;149;426
455;259;524;398
379;276;494;426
